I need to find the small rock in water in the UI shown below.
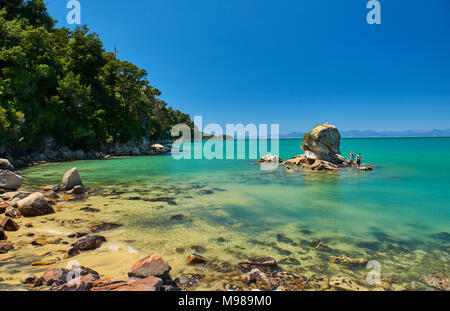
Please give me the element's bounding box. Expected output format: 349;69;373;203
80;207;100;213
66;185;85;195
64;235;107;258
191;245;206;253
170;214;187;221
279;257;301;266
20;273;37;284
31;238;62;246
0;241;13;253
276;234;297;245
42;185;60;192
329;255;368;266
126;196;142;201
329;276;368;291
67;232;88;239
199;190;213;195
187;254;207;265
311;240;330;251
62;167;83;191
236;257;278;273
89;222;121;232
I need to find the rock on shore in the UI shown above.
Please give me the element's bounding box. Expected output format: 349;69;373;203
17;192;55;217
128;253;172;278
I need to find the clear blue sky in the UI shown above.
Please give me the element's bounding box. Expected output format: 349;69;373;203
45;0;450;133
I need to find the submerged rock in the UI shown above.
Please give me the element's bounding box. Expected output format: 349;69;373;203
421;275;450;291
16;192;55;217
329;255;368;266
236;257;278;273
65;235;106;258
88;222;121;232
0;241;13;253
66;185;85;195
329;276;368;291
62;167;83;190
187;254;207;265
128;253;172;278
0;170;23;191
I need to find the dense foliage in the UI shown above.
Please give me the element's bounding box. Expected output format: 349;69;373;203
0;0;192;153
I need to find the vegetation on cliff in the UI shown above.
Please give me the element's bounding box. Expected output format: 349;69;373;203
0;0;193;155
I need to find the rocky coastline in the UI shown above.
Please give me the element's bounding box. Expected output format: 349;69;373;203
0;138;172;170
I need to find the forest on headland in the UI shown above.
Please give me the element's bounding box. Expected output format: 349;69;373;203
0;0;193;156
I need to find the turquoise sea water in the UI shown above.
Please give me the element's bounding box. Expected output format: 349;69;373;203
19;138;450;289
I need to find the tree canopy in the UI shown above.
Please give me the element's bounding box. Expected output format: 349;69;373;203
0;0;192;153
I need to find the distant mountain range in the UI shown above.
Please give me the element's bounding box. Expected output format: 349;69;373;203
279;129;450;139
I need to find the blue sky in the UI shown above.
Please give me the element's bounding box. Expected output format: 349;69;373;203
45;0;450;133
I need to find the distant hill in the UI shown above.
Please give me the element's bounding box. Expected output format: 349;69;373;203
279;129;450;139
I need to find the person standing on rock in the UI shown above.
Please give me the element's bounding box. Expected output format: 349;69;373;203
348;152;355;166
356;153;362;168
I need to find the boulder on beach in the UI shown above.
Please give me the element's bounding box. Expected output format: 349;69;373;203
0;170;24;191
128;253;172;278
0;159;14;171
16;192;55;217
62;167;83;191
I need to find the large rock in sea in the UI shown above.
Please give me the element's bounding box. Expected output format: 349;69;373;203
282;123;352;171
301;123;343;164
0;170;24;191
0;159;14;171
62;167;83;190
17;192;55;217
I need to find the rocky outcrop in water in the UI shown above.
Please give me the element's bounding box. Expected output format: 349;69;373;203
62;168;83;191
301;123;343;164
282;123;370;171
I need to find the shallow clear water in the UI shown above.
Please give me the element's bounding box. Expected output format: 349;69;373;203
17;138;450;289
